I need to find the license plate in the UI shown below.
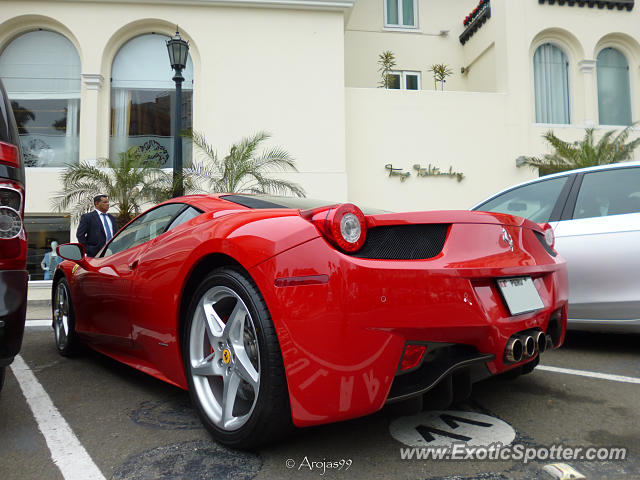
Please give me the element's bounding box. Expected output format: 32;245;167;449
497;276;544;315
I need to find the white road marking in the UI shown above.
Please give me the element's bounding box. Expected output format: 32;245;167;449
26;320;51;327
10;355;106;480
538;365;640;385
390;410;516;447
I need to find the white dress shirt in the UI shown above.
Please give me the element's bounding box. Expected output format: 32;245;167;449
95;209;114;238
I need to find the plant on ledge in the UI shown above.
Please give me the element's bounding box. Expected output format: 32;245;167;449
378;50;397;89
460;0;492;44
428;64;453;91
464;0;490;27
523;125;640;176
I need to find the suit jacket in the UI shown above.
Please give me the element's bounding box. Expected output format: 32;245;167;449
76;210;117;257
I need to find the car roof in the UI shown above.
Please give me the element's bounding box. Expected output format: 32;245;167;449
471;160;640;209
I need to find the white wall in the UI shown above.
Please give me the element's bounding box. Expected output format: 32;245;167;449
347;87;523;211
1;0;351;223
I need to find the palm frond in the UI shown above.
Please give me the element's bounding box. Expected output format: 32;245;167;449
524;126;640;176
184;129;305;197
53;146;175;223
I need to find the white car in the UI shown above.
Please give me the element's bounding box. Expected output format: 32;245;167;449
472;161;640;332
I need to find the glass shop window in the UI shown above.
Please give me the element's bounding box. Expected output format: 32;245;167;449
24;215;71;280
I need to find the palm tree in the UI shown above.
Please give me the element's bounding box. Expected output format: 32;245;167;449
52;146;174;226
184;130;305;197
524;125;640;176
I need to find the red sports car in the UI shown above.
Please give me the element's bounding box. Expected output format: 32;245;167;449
53;194;568;448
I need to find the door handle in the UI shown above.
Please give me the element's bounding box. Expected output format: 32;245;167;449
129;260;139;270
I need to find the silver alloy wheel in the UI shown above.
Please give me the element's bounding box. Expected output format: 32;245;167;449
53;282;70;350
188;285;261;431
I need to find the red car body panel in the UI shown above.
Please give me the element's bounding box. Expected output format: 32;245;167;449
55;195;568;428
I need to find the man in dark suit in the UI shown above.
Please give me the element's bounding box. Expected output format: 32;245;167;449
76;195;117;257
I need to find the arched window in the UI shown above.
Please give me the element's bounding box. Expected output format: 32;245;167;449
597;47;632;126
533;43;570;124
110;33;193;166
0;30;81;167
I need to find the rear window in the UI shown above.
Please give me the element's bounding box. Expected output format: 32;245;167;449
219;194;389;215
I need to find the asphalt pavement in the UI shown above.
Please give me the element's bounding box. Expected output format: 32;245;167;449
1;304;639;480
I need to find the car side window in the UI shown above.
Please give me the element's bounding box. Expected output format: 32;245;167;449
166;206;201;231
102;203;186;257
573;167;640;220
475;176;568;223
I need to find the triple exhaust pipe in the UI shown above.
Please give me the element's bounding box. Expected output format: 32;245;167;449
504;330;552;364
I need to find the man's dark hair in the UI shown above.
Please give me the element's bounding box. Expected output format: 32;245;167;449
93;194;108;205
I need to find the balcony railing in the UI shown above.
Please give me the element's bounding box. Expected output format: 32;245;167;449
538;0;634;11
459;0;491;45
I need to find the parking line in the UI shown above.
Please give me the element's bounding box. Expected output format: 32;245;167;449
538;365;640;385
26;320;50;327
10;355;106;480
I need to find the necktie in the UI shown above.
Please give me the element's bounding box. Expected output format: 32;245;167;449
102;213;112;240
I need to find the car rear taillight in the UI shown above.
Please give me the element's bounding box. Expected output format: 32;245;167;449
0;183;24;240
0;206;22;239
301;203;367;253
0;186;22;212
539;223;555;249
0;141;20;168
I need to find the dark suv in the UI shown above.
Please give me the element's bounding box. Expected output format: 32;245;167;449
0;78;27;392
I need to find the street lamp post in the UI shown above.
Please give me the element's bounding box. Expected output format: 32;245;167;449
166;26;189;198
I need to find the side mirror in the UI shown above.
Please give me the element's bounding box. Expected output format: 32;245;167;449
56;243;98;272
57;243;85;261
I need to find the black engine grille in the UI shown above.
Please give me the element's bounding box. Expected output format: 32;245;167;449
349;224;449;260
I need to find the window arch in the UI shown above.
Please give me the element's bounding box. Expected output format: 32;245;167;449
110;33;193;166
533;43;570;124
0;30;81;167
597;47;632;126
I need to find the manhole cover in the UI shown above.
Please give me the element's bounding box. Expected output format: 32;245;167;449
390;410;516;448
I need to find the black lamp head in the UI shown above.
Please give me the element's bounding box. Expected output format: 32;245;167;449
166;26;189;71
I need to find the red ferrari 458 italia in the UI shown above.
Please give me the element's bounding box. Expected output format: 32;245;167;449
53;194;568;448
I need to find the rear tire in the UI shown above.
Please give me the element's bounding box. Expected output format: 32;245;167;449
182;267;292;448
0;366;5;393
52;278;79;356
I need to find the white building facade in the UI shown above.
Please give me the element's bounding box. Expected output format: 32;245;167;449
1;0;639;280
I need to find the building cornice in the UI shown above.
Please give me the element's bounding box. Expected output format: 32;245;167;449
578;59;596;73
45;0;356;11
82;74;104;90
